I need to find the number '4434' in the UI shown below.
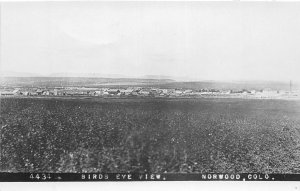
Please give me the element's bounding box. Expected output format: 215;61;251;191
29;173;51;180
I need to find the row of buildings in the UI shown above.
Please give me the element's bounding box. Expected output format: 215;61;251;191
0;87;193;97
0;87;298;98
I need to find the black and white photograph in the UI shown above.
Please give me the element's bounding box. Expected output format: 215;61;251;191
0;1;300;184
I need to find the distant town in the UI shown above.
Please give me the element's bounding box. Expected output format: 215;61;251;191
1;86;299;99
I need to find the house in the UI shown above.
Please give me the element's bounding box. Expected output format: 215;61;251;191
87;91;95;96
167;89;176;94
30;92;38;96
49;91;55;96
42;91;50;96
13;89;21;95
242;89;250;94
94;90;103;96
139;90;150;96
72;91;86;96
107;89;120;95
161;89;168;94
22;91;30;96
66;91;74;96
130;91;139;96
36;89;43;95
231;90;243;94
150;88;159;93
119;89;133;95
221;90;231;94
175;90;183;95
53;89;59;96
184;90;193;94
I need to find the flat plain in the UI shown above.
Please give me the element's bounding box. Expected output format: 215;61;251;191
1;97;300;173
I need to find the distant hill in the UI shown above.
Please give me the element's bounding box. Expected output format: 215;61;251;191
154;81;299;91
1;71;185;81
0;77;175;88
48;73;130;78
0;76;298;91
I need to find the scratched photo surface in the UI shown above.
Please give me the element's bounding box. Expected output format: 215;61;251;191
1;2;300;173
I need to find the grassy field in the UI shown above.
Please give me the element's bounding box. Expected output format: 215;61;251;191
1;97;300;173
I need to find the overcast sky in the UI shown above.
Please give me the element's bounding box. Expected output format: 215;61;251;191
1;2;300;82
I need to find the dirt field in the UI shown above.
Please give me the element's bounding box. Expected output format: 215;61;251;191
1;97;300;173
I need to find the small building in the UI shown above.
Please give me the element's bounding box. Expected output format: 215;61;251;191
13;89;21;95
130;91;139;96
184;89;193;94
94;90;103;96
49;91;55;96
87;91;96;96
161;89;168;94
167;89;176;94
36;89;43;95
175;90;183;95
53;89;59;96
22;91;30;96
242;91;249;96
139;90;150;96
107;89;120;95
221;90;231;94
42;91;50;96
120;89;133;95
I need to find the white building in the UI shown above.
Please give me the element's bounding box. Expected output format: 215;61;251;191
13;89;21;95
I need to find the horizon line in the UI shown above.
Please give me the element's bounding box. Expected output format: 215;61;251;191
1;75;299;84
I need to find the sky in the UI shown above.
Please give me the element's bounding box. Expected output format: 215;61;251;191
1;2;300;82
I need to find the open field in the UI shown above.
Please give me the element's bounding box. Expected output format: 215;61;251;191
1;97;300;173
1;77;298;91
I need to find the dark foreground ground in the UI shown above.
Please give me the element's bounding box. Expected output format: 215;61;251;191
0;97;300;173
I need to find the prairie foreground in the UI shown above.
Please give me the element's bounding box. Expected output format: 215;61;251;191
1;97;300;173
